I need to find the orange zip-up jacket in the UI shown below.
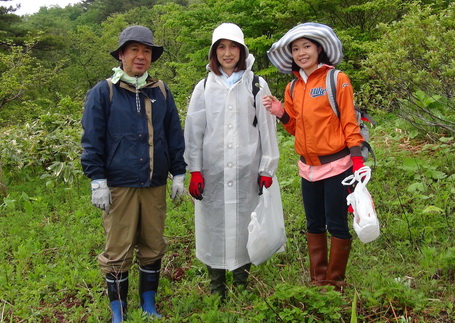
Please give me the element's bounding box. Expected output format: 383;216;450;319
280;65;363;166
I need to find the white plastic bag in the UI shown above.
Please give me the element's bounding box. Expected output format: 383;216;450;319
247;180;286;265
342;166;380;243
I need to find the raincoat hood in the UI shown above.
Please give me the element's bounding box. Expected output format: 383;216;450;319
208;23;250;59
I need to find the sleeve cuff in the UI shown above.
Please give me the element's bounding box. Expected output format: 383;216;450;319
279;111;290;124
349;145;362;157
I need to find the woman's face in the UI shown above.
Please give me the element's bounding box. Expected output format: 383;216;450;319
216;39;241;76
291;38;321;76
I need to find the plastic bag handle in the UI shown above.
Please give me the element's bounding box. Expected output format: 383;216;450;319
342;166;371;186
342;175;356;186
262;187;270;208
355;166;371;186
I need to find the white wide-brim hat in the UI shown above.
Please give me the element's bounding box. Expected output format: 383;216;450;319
267;22;343;74
208;23;249;59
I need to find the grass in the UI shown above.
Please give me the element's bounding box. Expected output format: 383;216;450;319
0;115;454;322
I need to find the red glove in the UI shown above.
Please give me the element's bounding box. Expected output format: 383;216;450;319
351;156;365;173
258;176;273;195
189;172;204;200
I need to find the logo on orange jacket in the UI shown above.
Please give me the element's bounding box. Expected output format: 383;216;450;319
309;87;326;98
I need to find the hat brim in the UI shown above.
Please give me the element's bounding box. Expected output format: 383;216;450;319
267;23;343;74
110;45;164;62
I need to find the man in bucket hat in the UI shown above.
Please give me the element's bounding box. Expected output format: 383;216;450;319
263;23;365;292
81;25;186;322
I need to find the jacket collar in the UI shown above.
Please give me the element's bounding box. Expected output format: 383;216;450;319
292;64;333;82
117;76;160;93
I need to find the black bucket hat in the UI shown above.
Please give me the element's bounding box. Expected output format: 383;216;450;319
110;25;164;62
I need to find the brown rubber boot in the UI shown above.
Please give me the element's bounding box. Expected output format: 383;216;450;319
326;236;352;292
306;232;328;286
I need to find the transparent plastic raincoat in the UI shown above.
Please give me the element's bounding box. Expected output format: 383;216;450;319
184;54;280;270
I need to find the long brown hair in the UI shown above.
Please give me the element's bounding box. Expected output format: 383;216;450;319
208;39;247;76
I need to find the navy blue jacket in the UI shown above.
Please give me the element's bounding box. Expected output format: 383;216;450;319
81;77;186;187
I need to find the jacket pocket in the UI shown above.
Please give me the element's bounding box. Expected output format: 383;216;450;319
152;137;170;183
106;138;121;169
106;135;141;182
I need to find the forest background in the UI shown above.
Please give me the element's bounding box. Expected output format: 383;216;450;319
0;0;454;322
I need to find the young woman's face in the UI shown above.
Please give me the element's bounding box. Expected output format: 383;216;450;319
216;39;241;76
291;38;321;76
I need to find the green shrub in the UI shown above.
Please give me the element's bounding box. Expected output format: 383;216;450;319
360;3;455;139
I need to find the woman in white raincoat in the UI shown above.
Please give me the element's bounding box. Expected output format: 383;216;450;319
184;23;280;297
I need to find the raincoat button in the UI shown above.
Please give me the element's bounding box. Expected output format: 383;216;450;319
227;143;233;149
227;124;233;129
227;162;234;168
227;181;234;187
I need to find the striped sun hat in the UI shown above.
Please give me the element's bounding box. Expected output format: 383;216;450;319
267;22;343;74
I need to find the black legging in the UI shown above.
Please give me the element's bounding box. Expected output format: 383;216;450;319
301;169;353;240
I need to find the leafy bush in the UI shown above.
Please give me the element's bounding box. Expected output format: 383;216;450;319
0;100;83;186
0;37;60;127
254;283;345;322
360;3;455;139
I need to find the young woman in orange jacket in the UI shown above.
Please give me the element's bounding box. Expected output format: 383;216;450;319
263;22;366;292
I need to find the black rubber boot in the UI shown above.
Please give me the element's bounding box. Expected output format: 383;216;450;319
106;271;128;323
206;265;227;298
139;259;162;318
233;263;251;290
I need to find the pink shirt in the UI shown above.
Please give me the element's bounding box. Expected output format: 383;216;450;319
298;154;352;182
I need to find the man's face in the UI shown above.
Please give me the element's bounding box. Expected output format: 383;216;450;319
119;42;152;77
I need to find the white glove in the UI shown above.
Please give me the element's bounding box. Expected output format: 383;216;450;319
171;174;185;200
91;179;111;212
